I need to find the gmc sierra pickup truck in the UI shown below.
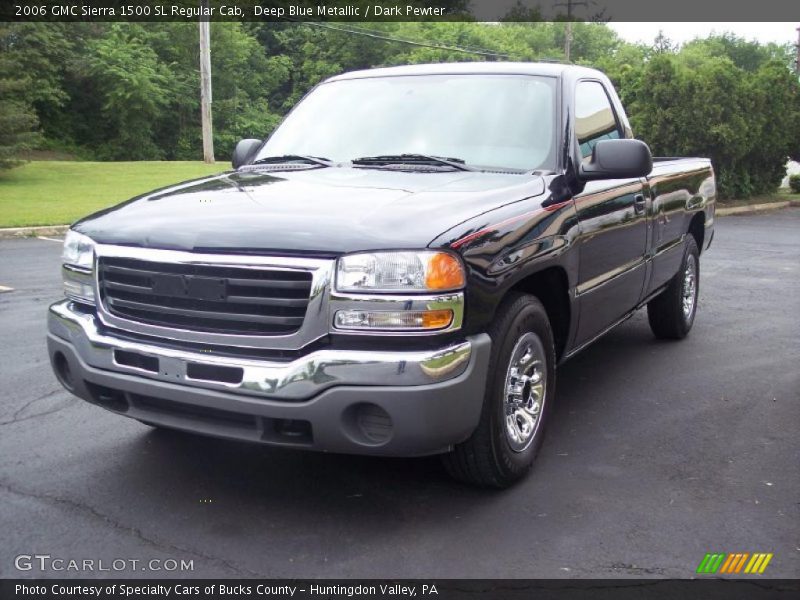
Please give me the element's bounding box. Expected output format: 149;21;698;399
48;63;715;487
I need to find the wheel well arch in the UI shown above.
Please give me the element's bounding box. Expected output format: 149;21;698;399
688;211;705;251
509;266;571;360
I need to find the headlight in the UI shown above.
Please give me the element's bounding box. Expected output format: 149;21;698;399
62;230;95;304
63;230;95;270
335;251;465;293
333;251;465;333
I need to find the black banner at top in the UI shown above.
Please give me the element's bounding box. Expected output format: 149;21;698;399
1;0;799;22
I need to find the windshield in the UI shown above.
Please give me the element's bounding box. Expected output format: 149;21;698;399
257;74;557;172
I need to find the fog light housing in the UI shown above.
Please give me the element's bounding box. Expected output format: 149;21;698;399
334;309;454;332
63;276;95;304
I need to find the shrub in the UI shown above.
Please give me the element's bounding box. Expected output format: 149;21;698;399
624;53;800;200
789;174;800;193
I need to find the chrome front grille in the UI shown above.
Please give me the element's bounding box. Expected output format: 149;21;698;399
98;257;313;336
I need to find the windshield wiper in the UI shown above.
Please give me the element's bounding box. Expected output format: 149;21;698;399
351;154;475;172
249;154;334;168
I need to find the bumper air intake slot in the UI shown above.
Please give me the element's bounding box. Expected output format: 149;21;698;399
114;349;159;373
129;393;257;431
261;418;313;446
86;382;129;413
186;362;244;385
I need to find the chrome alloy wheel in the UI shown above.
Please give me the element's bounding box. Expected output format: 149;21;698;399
682;255;697;320
503;332;547;453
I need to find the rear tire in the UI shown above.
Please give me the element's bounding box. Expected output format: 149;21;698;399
442;293;556;488
647;236;699;340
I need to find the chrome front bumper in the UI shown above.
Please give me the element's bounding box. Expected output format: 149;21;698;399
48;300;492;456
48;300;475;402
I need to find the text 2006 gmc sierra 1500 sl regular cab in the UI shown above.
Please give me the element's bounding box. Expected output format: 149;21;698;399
48;63;715;487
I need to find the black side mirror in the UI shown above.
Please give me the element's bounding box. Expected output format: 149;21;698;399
232;139;262;169
579;139;653;181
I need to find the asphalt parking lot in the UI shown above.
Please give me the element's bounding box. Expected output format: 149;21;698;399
1;209;798;579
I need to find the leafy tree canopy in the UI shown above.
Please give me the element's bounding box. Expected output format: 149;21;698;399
1;22;798;198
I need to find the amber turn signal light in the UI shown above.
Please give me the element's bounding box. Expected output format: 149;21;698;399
425;253;465;291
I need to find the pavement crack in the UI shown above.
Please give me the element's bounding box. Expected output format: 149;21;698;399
0;389;74;426
0;481;266;577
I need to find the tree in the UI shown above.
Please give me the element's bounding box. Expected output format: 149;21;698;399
625;45;800;198
682;33;794;72
501;1;543;22
0;85;39;170
0;26;40;170
744;59;800;191
86;24;175;159
0;23;71;144
652;30;676;55
2;20;796;195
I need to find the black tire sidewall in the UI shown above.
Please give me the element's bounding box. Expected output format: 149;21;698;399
669;237;700;338
647;235;700;340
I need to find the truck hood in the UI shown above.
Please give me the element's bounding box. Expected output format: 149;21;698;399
74;167;545;255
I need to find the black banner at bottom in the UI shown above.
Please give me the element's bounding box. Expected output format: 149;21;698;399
1;580;799;600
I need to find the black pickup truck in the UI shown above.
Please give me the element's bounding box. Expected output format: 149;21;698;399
49;63;715;487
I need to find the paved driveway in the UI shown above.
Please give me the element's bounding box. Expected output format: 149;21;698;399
1;210;798;579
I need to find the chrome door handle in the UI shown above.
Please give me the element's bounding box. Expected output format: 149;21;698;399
633;193;646;215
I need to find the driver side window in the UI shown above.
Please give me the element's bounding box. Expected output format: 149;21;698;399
575;81;621;159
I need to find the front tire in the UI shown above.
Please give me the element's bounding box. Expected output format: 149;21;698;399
647;236;700;340
442;293;556;488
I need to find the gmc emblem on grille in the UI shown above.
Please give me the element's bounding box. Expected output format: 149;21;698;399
151;273;227;301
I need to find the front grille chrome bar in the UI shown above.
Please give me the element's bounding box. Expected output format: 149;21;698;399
93;244;334;351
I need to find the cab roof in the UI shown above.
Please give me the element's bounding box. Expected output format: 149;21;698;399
325;61;606;82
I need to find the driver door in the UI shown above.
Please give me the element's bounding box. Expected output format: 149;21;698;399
572;80;649;345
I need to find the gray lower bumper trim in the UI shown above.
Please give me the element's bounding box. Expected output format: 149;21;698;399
48;332;492;457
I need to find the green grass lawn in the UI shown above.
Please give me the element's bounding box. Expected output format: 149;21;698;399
0;161;226;228
2;160;798;228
